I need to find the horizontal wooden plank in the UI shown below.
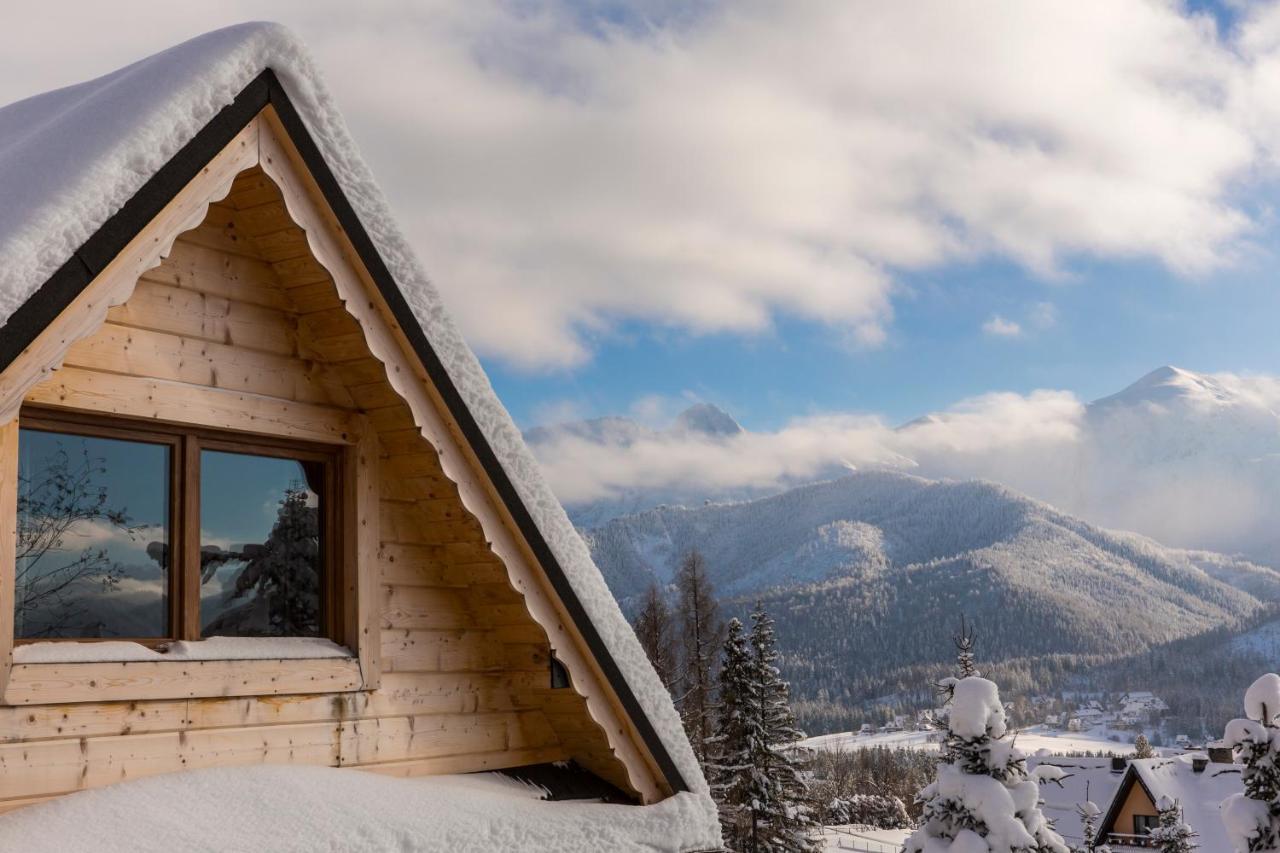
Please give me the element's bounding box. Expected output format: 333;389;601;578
379;585;471;631
383;498;469;526
3;658;363;705
300;330;370;363
178;208;256;258
271;254;333;288
299;306;363;341
332;358;389;387
231;200;290;236
26;367;361;444
349;745;568;779
64;323;346;406
339;711;512;766
509;710;558;750
373;427;430;457
379;452;448;481
143;238;291;310
108;278;297;356
381;629;503;674
367;404;418;433
0;699;190;743
347;381;404;411
249;226;312;263
378;542;506;588
503;644;551;673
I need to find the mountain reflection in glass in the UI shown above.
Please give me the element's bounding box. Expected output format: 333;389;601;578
199;450;324;637
16;428;169;638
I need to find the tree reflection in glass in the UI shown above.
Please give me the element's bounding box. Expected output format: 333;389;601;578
199;450;323;637
16;429;168;638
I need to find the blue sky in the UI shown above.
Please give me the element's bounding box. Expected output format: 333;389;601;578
4;1;1280;438
451;0;1280;431
487;227;1280;431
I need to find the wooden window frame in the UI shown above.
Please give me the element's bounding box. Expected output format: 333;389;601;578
14;405;345;646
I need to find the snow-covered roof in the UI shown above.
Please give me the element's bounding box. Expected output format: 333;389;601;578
1113;755;1242;850
0;20;712;832
0;764;717;853
1027;756;1126;846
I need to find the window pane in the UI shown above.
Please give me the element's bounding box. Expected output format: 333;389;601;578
17;428;170;638
200;449;324;637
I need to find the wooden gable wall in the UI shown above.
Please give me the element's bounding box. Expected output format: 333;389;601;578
0;159;636;812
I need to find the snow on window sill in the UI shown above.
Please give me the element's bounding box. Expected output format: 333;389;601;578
12;636;352;665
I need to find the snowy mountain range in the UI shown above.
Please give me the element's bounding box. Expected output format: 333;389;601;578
582;469;1280;715
522;368;1280;720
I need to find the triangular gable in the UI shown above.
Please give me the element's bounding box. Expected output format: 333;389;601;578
1095;763;1157;843
0;25;704;810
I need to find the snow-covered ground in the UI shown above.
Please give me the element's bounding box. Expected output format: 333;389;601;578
820;825;911;852
0;765;721;853
802;724;1168;757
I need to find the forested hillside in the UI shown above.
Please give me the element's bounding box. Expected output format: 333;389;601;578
584;470;1280;733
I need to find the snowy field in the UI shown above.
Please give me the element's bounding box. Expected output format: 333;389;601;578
801;724;1165;757
820;825;911;852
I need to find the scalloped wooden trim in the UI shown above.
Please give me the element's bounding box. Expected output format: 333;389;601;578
0;120;260;425
256;107;667;802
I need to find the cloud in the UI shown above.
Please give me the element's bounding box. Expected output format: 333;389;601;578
1029;301;1058;329
529;388;1084;503
982;315;1024;338
0;1;1273;368
529;370;1280;564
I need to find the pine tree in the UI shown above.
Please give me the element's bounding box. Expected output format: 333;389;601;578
1074;800;1101;853
633;582;677;691
1149;796;1197;853
708;617;753;848
675;549;723;766
1133;733;1154;759
1223;673;1280;853
955;615;978;678
747;603;818;851
907;640;1068;853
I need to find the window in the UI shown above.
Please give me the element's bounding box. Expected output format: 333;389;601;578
1133;814;1159;835
16;408;341;643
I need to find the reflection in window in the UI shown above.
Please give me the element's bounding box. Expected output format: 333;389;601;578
16;429;169;638
200;450;324;637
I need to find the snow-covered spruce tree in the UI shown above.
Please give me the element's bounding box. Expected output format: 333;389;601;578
710;603;818;852
906;672;1068;853
1073;800;1102;853
1223;673;1280;853
933;618;981;765
1148;796;1196;853
1133;733;1154;760
675;549;724;767
633;582;677;692
955;615;978;679
709;617;753;848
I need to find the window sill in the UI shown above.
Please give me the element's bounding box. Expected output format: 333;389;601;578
3;639;363;705
12;637;351;665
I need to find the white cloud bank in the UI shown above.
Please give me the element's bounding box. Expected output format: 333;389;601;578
529;370;1280;562
4;2;1280;367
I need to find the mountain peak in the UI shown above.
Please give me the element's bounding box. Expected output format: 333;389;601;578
673;403;743;438
1093;365;1233;409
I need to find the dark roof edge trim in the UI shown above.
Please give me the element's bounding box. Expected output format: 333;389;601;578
0;69;688;794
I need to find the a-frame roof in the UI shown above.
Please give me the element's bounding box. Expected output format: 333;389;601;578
0;22;705;808
1096;756;1241;850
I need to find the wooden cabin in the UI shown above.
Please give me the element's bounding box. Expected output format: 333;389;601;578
0;24;712;841
1095;755;1241;850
